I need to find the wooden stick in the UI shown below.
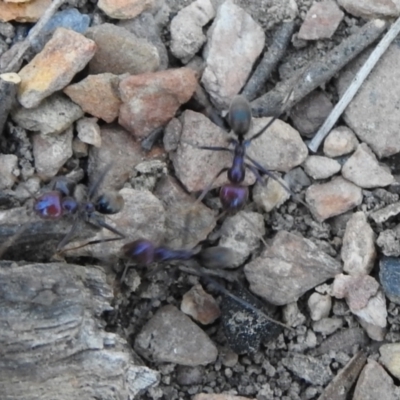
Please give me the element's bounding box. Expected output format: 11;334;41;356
250;19;388;118
308;16;400;153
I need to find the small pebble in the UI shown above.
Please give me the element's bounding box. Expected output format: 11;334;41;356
98;0;157;19
135;305;218;366
313;317;343;335
380;257;400;305
119;68;197;140
253;174;290;212
306;176;363;221
282;302;306;327
308;293;332;321
12;93;83;135
341;211;376;276
163;118;181;152
0;154;18;190
323;126;359;157
338;0;400;18
32;127;73;179
170;0;215;63
244;231;342;305
201;0;264;108
64;73;122;123
290;90;333;137
380;343;400;380
181;284;221;325
298;0;344;40
342;143;394;188
86;23;159;75
303;155;341;180
0;0;50;22
76;117;102;148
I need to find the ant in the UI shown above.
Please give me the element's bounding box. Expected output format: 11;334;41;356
119;237;291;332
31;165;125;251
188;94;304;214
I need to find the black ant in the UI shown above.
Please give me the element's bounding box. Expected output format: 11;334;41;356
188;94;303;213
32;165;125;251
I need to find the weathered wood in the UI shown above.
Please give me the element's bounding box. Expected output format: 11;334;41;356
0;261;159;399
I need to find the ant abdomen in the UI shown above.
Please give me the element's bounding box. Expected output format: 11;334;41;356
34;191;63;219
228;95;252;137
122;239;156;265
95;192;124;215
220;184;248;213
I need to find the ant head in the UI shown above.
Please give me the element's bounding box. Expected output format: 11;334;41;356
121;239;155;266
228;95;252;138
95;191;124;215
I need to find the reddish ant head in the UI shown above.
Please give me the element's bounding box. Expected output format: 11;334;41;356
220;184;248;213
121;239;155;266
34;191;63;219
228;95;252;137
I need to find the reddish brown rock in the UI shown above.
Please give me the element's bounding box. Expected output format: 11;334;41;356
298;1;344;40
305;176;363;221
98;0;156;19
119;68;197;140
181;285;221;325
64;73;122;123
18;28;96;108
0;0;50;22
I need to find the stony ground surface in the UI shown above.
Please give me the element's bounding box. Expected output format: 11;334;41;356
2;0;400;399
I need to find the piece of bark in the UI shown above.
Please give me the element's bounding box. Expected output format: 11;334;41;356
251;19;388;117
0;72;20;136
0;261;159;399
0;206;101;261
242;21;295;102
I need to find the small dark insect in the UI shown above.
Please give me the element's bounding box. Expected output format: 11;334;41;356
120;237;233;280
32;165;125;251
192;94;303;213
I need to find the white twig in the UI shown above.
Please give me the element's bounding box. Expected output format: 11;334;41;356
308;16;400;153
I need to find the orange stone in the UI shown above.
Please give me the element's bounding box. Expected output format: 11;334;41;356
18;28;96;108
0;0;51;22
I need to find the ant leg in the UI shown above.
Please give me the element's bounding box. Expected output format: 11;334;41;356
87;213;126;238
180;138;234;154
59;236;123;254
245;156;308;208
87;163;113;200
56;219;81;251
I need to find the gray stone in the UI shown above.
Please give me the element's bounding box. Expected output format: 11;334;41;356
32;127;73;180
303;155;341;180
281;354;333;386
377;228;400;257
370;202;400;224
290;90;333;137
12;93;83;135
170;0;215;63
323;126;359;157
342;143;394;188
218;211;265;268
341;211;376;276
338;0;400;18
380;343;400;380
0;154;18;190
163;118;181;152
298;1;344;40
86;23;159;75
380;257;400;305
201;0;264;108
244;231;342;305
308;293;332;321
353;359;400;400
76;117;102;148
135;305;218;366
337;43;400;158
305;176;363;221
282;302;306;327
313;317;343;335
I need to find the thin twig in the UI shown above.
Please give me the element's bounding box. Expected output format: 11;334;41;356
250;19;388;118
308;16;400;153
